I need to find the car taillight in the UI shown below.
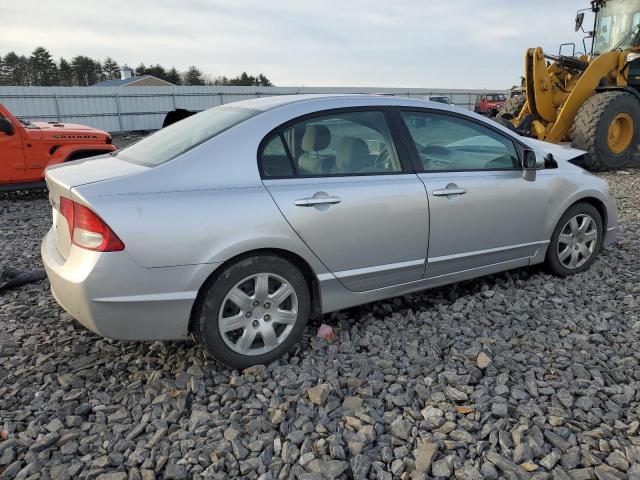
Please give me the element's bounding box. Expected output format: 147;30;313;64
59;197;124;252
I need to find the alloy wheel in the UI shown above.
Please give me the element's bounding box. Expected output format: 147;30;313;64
556;214;598;269
218;272;298;356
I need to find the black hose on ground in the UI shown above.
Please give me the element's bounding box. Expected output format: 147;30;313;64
0;267;46;293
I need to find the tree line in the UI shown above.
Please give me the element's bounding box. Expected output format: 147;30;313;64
0;47;273;87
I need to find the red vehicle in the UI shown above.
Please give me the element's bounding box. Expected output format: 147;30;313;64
474;93;507;117
0;103;116;190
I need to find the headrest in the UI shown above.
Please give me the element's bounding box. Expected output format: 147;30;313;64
301;124;331;152
335;137;370;172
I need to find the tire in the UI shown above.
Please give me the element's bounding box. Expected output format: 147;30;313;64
497;95;525;120
568;91;640;171
545;202;603;277
193;255;310;369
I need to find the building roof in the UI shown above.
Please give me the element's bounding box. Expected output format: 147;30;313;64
92;75;174;87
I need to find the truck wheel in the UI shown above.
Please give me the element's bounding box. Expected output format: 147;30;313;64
569;91;640;171
497;95;525;120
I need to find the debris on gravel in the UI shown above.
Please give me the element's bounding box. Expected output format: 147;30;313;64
1;170;639;479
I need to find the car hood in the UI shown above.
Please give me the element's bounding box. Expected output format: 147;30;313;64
523;138;586;163
31;122;111;142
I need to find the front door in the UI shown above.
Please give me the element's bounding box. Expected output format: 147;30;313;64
260;109;429;292
397;109;549;278
0;116;24;183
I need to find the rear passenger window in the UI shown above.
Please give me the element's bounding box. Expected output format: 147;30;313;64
259;110;402;177
260;135;294;178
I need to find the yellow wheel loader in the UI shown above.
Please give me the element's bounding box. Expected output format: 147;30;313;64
498;0;640;170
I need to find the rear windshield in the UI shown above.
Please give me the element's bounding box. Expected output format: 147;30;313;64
116;106;260;166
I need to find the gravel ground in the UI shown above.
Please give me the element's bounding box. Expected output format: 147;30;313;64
0;169;639;480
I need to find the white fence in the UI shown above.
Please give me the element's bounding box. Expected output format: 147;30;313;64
0;86;508;133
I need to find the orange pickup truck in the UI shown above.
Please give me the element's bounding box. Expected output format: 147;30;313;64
0;102;116;190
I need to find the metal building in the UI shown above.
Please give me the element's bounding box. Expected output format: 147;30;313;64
0;86;507;133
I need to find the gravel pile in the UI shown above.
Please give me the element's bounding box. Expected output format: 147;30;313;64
0;171;639;480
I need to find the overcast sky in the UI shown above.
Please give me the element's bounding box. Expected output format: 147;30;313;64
1;0;590;88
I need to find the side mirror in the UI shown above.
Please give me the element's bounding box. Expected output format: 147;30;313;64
575;12;585;32
522;149;538;170
0;117;13;135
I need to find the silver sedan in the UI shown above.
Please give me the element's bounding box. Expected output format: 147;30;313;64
41;94;618;368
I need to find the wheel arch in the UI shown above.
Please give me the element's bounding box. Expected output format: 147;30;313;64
47;145;117;167
595;85;640;102
188;247;323;333
552;195;608;236
574;196;607;228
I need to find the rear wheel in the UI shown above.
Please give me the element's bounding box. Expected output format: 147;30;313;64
569;91;640;170
193;255;310;369
545;202;603;276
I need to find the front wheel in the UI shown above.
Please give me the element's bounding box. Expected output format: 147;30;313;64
569;91;640;170
545;203;603;277
193;255;310;369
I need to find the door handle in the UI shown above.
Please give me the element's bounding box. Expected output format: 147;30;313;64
294;196;342;207
432;188;467;197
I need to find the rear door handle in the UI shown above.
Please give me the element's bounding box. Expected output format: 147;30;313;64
294;196;342;207
432;188;467;197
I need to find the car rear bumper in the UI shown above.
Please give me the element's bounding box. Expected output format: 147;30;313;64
41;228;216;340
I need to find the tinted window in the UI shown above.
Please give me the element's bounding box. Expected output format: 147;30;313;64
260;135;294;178
400;111;520;171
276;111;401;176
117;106;259;167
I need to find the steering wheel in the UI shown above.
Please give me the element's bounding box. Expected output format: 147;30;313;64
374;148;392;170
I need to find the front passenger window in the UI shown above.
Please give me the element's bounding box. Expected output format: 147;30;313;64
401;111;520;171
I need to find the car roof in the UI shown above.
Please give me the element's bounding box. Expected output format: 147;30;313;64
229;93;452;112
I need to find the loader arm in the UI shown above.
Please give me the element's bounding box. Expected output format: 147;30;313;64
546;50;622;143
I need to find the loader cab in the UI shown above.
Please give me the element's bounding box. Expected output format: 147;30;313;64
591;0;640;54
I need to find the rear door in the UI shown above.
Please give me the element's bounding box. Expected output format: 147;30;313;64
396;109;549;278
260;109;429;292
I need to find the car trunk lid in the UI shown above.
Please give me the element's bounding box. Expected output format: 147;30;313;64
45;155;147;259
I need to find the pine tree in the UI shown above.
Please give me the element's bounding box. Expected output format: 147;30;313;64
256;74;272;86
135;63;147;77
144;64;167;81
70;55;102;86
165;67;181;85
29;47;58;86
102;57;120;80
2;52;30;85
58;58;74;86
183;66;204;85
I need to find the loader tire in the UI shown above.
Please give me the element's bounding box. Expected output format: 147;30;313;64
568;91;640;171
497;95;525;120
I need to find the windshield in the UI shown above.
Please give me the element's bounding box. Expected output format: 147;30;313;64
593;0;640;54
487;94;506;101
116;106;260;166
